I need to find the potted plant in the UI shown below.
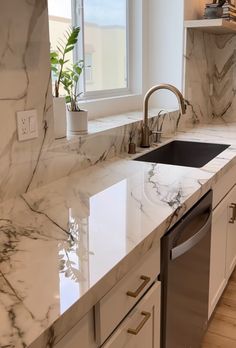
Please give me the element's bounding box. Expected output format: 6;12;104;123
62;61;88;135
50;26;80;138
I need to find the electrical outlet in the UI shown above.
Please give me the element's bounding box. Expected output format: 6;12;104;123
17;110;39;141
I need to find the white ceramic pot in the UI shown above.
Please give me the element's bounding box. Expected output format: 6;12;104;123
67;109;88;135
53;97;67;139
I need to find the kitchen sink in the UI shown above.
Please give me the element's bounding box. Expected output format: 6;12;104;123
134;140;230;168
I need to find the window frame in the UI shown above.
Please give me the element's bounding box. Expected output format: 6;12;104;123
49;0;145;120
71;0;131;100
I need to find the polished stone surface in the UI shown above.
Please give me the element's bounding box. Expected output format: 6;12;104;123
1;123;236;347
0;0;207;203
185;29;236;123
0;0;54;201
30;108;181;191
0;0;182;203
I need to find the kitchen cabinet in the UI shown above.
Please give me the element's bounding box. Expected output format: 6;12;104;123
55;245;160;348
54;309;96;348
209;199;228;317
209;184;236;318
95;245;160;345
225;185;236;279
101;282;160;348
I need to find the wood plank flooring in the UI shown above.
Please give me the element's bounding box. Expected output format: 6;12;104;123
202;268;236;347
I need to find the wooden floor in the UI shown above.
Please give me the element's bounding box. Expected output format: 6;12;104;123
202;268;236;348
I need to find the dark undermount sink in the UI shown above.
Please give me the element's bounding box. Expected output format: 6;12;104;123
134;140;230;168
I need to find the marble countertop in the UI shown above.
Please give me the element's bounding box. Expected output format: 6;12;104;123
1;123;236;348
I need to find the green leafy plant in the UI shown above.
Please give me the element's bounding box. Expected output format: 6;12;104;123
61;61;84;112
50;26;80;98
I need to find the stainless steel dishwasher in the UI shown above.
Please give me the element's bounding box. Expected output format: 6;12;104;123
160;190;212;348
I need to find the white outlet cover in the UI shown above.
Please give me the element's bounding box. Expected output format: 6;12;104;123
17;109;39;141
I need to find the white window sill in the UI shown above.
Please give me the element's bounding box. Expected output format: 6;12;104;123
52;107;178;148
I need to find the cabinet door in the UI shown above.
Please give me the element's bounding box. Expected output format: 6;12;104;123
55;310;97;348
209;198;228;318
102;282;160;348
225;185;236;280
95;246;160;345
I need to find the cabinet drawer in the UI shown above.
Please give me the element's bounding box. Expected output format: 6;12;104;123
101;282;161;348
95;245;160;345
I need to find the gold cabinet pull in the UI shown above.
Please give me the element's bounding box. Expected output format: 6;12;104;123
126;276;151;298
229;203;236;224
127;311;151;335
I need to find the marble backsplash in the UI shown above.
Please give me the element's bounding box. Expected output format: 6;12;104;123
185;28;236;123
26;109;183;191
0;0;181;204
0;1;185;202
0;0;54;201
0;1;187;202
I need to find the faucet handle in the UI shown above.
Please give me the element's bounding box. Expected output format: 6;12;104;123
151;130;163;143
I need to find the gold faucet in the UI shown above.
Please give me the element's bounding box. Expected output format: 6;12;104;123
141;84;187;148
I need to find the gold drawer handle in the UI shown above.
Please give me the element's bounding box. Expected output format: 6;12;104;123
127;311;151;335
126;276;151;298
229;203;236;224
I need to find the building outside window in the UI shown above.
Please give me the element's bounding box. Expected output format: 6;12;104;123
85;52;93;84
48;0;128;99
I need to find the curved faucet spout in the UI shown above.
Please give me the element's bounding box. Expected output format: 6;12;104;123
141;84;186;148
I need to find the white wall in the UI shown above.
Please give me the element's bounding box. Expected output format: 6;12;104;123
147;0;184;109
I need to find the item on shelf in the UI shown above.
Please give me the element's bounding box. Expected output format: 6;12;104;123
222;0;236;10
223;7;236;14
204;7;223;19
222;0;236;20
204;0;236;21
206;1;225;6
222;12;236;20
204;2;224;19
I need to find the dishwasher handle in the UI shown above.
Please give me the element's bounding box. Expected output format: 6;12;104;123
170;212;211;261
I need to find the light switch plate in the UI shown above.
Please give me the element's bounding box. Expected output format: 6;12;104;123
17;110;39;141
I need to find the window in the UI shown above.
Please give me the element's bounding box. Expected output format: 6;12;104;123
48;0;128;99
85;53;93;83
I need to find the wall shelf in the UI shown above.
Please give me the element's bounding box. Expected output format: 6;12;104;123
184;19;236;34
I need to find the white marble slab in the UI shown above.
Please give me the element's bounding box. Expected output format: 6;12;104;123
0;0;54;201
28;108;182;191
2;0;236;207
0;0;200;203
0;123;236;347
185;28;236;123
0;0;185;203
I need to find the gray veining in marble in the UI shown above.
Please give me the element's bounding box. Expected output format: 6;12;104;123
0;0;54;201
185;28;236;123
0;123;236;347
0;1;198;202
